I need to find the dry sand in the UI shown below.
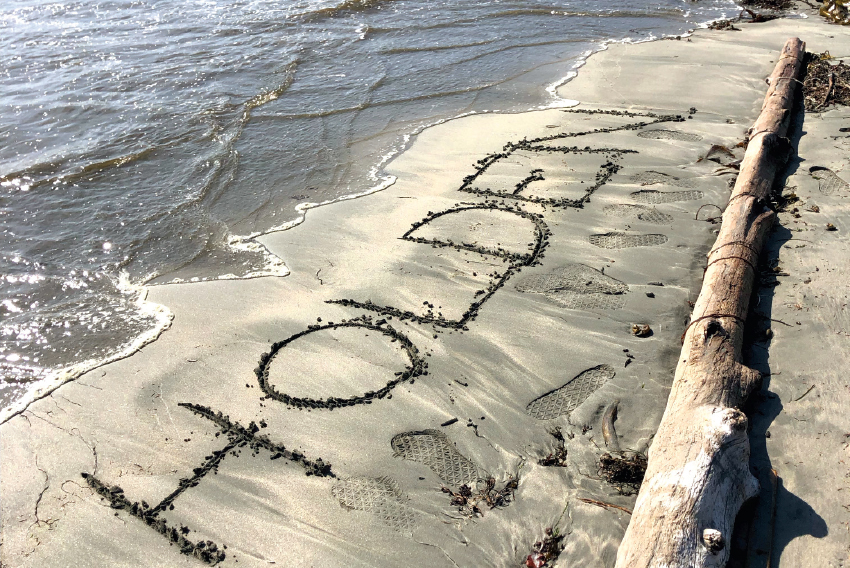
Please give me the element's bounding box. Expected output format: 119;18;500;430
2;10;849;568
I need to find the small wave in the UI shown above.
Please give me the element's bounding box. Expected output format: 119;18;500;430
150;235;291;285
133;61;299;241
365;6;687;34
379;40;496;55
379;37;592;57
244;66;298;112
0;147;157;192
2;58;296;199
251;59;583;123
198;61;298;207
485;8;686;19
304;0;400;20
135;63;299;287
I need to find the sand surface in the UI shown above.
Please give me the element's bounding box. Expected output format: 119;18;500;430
2;12;849;568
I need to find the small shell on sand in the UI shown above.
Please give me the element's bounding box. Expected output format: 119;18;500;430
631;323;652;337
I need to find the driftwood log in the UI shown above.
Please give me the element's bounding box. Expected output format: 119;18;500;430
615;38;806;568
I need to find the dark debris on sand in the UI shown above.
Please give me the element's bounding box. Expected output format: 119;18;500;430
708;19;741;30
524;526;566;568
598;451;648;496
820;0;850;25
804;52;850;111
538;427;570;467
740;0;793;11
708;0;789;31
442;476;518;517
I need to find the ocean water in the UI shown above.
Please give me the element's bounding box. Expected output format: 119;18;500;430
0;0;740;412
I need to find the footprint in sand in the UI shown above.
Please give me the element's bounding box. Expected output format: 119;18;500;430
629;170;698;188
810;166;849;195
515;264;629;310
332;476;418;533
636;129;702;142
391;429;483;487
526;364;615;420
630;189;704;204
588;232;668;249
603;204;674;225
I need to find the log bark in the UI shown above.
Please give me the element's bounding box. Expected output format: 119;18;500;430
615;38;806;568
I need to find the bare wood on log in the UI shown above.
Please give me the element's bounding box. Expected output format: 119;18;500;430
615;38;806;568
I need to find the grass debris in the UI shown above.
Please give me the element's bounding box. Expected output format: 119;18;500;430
538;427;570;467
524;526;566;568
820;0;850;25
598;451;648;496
442;475;518;517
804;52;850;111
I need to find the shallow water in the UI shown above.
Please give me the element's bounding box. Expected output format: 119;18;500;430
0;0;739;409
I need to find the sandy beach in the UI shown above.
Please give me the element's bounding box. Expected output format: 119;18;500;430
2;8;850;568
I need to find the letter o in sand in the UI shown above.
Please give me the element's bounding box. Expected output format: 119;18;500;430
254;320;426;411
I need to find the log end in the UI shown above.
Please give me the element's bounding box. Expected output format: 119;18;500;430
616;406;759;568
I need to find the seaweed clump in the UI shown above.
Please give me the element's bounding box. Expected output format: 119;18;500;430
538;427;570;467
525;527;566;568
598;451;648;496
708;0;788;30
442;476;518;517
820;0;850;24
708;19;740;30
804;52;850;110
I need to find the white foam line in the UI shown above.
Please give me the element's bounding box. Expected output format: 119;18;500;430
266;174;400;234
542;47;594;109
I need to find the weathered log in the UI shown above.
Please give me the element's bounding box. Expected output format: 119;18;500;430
615;38;806;568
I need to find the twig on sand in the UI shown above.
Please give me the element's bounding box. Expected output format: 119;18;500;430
822;72;836;108
577;497;632;515
414;540;461;568
793;384;815;401
695;203;724;221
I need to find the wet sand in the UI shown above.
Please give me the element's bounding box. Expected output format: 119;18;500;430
2;12;849;568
